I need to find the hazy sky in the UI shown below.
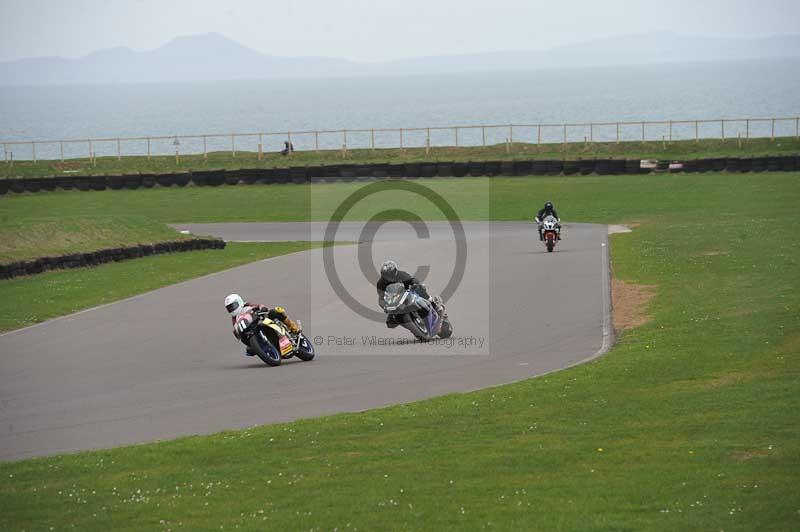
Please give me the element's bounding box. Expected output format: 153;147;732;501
0;0;798;62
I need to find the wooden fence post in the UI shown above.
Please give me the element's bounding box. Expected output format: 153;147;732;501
3;143;7;163
89;140;93;161
117;138;121;160
641;121;645;142
771;118;776;141
481;126;486;147
454;127;459;147
745;119;749;140
147;137;151;160
60;141;64;162
399;128;404;151
721;120;725;140
695;121;699;143
537;124;541;146
370;129;375;152
589;123;593;144
508;124;513;143
616;123;620;144
258;133;263;160
426;128;430;155
32;142;36;163
231;134;236;157
668;120;673;142
796;116;799;139
315;131;319;154
203;136;207;159
563;124;567;146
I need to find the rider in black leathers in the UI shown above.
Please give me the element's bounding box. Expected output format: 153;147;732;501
535;201;561;241
376;260;443;328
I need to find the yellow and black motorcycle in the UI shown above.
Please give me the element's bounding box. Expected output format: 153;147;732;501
234;309;315;366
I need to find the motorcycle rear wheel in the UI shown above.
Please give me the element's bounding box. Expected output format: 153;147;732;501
439;319;453;339
294;333;316;361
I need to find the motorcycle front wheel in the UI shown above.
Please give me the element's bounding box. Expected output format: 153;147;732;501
250;332;282;366
405;312;432;341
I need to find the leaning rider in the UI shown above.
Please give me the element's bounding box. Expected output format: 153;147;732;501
534;201;561;241
224;293;300;356
376;260;445;329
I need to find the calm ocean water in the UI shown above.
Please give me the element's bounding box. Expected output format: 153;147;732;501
1;58;798;159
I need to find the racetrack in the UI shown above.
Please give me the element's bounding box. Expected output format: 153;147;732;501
0;222;610;461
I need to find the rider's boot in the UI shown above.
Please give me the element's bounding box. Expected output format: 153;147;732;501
539;230;544;241
283;317;301;334
245;347;256;357
430;295;446;317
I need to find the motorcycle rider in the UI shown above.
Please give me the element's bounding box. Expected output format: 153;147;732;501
535;201;561;241
224;293;300;357
376;260;445;328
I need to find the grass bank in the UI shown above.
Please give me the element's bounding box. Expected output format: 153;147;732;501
2;136;798;178
0;242;327;333
1;172;798;530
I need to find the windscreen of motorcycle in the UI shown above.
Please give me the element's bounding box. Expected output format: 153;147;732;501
383;282;407;309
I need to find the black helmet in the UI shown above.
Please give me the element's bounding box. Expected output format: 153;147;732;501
544;201;553;210
381;260;399;282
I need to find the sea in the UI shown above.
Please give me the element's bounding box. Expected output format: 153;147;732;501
1;58;798;160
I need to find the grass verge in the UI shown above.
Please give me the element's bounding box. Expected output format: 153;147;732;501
1;173;798;530
0;242;327;333
2;136;798;178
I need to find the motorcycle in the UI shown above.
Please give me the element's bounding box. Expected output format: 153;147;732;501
382;282;453;341
233;309;315;366
541;215;560;253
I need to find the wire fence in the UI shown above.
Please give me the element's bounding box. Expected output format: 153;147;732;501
2;115;799;163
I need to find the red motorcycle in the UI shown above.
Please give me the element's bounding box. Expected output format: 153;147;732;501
541;215;560;252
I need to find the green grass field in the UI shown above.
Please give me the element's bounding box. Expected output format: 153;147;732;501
2;136;798;178
0;242;328;333
1;172;798;530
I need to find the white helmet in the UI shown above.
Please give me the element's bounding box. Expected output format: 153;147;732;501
224;293;245;317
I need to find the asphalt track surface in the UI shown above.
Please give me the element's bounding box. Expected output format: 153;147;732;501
0;222;610;461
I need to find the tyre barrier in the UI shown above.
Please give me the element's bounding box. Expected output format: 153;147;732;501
437;162;453;177
780;155;797;171
562;160;580;176
624;160;642;175
140;174;157;188
451;162;469;177
737;158;752;173
224;170;242;185
108;175;126;190
404;163;421;178
750;157;767;172
124;174;143;189
388;164;406;178
468;161;485;176
418;163;436;178
2;155;798;195
484;161;502;176
530;160;549;175
726;158;741;172
499;161;515;176
513;160;533;176
0;238;226;281
710;158;726;172
681;160;698;173
155;173;176;187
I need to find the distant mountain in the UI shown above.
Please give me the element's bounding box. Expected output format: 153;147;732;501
0;33;357;85
2;31;799;86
